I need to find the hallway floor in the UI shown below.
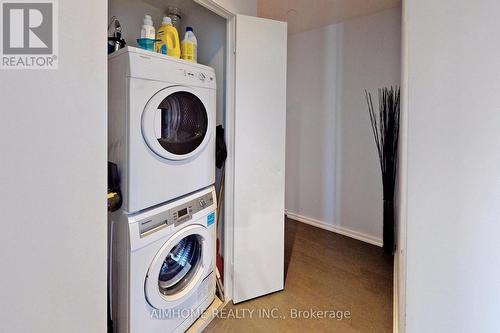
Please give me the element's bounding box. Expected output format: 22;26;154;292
204;218;393;333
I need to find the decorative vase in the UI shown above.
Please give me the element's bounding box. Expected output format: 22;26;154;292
383;200;395;255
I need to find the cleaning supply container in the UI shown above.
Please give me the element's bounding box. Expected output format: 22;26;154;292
155;16;180;58
140;15;155;39
181;27;198;63
138;15;156;51
136;38;157;52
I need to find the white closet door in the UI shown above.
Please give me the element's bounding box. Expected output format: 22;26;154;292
233;15;287;303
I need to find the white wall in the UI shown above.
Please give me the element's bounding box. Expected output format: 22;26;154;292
286;7;401;244
0;1;107;332
403;0;500;332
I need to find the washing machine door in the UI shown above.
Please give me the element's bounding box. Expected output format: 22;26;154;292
142;86;213;161
145;224;212;309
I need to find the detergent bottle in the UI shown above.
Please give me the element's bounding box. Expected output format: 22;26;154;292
181;27;198;63
140;15;155;39
156;16;180;58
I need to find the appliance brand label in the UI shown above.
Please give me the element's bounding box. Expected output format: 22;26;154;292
207;212;215;226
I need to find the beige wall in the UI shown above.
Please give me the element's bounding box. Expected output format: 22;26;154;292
213;0;257;15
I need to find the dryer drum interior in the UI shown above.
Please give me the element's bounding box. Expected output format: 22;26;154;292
157;92;208;155
158;234;203;296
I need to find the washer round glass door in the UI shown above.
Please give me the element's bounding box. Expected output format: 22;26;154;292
158;234;202;296
142;86;212;160
145;225;211;309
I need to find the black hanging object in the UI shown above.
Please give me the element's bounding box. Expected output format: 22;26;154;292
108;17;126;54
216;125;227;169
108;162;122;212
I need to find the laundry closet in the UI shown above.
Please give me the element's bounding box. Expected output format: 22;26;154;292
107;0;287;332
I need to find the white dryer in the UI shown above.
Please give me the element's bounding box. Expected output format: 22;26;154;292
108;47;216;213
111;186;217;333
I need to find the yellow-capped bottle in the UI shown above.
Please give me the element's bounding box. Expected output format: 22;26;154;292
156;17;180;58
181;27;197;63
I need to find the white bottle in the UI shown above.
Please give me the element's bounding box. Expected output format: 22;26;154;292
181;27;198;63
141;15;155;39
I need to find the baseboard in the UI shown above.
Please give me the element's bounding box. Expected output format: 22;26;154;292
285;210;383;247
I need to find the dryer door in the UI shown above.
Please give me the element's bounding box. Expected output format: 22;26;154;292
144;224;212;309
142;86;213;161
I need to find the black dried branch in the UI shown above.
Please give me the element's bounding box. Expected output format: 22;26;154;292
366;87;401;201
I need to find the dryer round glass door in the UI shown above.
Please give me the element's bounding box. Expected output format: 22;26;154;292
142;86;213;161
145;224;212;309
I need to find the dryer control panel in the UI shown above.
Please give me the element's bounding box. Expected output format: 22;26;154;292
138;191;214;237
178;68;215;85
117;47;217;90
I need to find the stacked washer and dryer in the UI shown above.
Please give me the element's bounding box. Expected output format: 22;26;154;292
108;47;217;333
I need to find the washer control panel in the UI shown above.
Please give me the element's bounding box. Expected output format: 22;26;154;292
139;191;214;237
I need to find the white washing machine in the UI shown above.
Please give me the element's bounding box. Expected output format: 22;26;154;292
111;186;217;333
108;47;216;213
